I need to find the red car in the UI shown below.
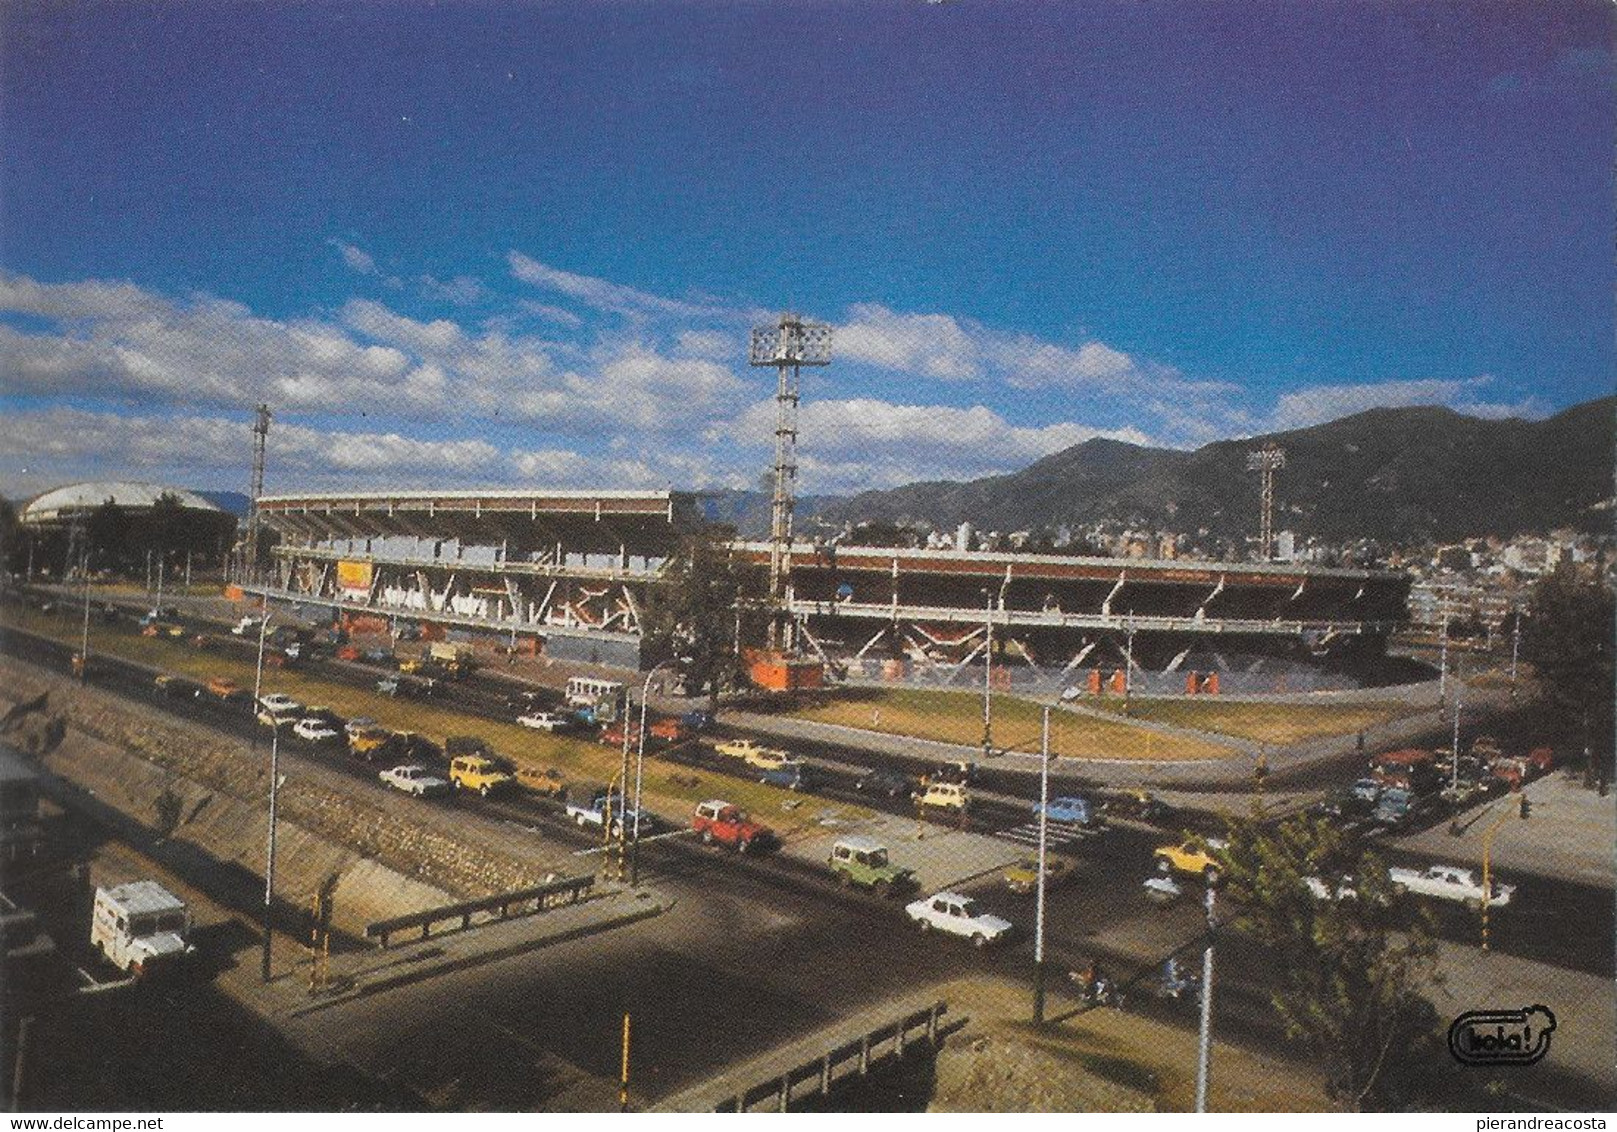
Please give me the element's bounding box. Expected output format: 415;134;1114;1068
649;717;689;744
692;800;772;853
599;723;631;748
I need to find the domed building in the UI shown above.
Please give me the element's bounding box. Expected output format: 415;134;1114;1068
16;481;238;577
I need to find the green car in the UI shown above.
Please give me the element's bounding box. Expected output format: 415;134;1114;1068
828;836;913;897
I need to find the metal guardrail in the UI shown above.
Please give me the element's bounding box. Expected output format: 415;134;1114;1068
364;873;594;949
714;1000;951;1113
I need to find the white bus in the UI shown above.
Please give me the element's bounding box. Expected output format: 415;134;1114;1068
565;677;625;722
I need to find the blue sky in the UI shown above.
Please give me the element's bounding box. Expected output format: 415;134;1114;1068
2;0;1612;498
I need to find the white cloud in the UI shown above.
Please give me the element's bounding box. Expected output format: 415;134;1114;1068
515;300;583;328
330;239;379;276
1268;376;1546;432
507;251;743;321
416;273;488;305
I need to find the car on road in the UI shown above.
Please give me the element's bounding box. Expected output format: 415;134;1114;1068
905;891;1012;947
1388;863;1514;909
565;791;636;835
517;710;573;732
448;754;515;797
1153;838;1228;883
514;765;568;798
649;717;690;744
743;747;797;772
855;769;916;799
1003;856;1074;895
231;616;263;636
828;836;913;896
757;762;818;791
1103;788;1171;822
692;800;772;853
928;760;976;786
714;738;771;760
257;693;303;718
153;674;201;699
916;781;969;813
205;675;247;702
599;723;632;748
344;716;378;738
379;764;451;797
291;717;342;744
1034;795;1103;828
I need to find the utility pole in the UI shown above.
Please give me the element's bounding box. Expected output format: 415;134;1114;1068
1195;886;1217;1112
262;718;282;983
749;314;831;653
1122;616;1136;717
1509;608;1521;701
78;546;92;680
1450;654;1463;793
1032;705;1051;1026
1437;590;1450;721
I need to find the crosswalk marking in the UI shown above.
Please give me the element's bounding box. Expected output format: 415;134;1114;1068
994;822;1087;847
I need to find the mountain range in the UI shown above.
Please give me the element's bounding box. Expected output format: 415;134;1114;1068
732;397;1614;544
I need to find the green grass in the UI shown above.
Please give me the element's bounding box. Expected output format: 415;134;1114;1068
5;601;864;836
778;687;1236;761
1087;696;1425;745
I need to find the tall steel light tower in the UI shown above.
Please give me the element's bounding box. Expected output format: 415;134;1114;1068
1245;443;1286;562
245;403;273;583
749;313;832;651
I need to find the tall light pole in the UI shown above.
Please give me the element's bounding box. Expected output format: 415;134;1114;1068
1437;591;1450;721
1450;654;1463;793
749;314;831;653
261;716;283;983
1195;886;1217;1112
1033;704;1051;1025
78;546;92;681
1245;444;1286;562
1122;615;1136;717
1509;608;1522;701
631;659;678;886
981;588;994;760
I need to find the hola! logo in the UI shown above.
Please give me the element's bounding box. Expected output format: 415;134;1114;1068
1448;1005;1557;1066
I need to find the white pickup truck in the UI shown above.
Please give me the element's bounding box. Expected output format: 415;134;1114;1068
565;793;637;835
1388;863;1514;909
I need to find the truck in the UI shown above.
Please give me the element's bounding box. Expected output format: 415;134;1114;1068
91;881;194;975
565;790;637;835
692;800;772;853
428;641;476;676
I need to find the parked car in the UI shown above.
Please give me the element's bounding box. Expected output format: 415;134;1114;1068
692;800;772;853
1389;863;1514;909
344;716;378;738
231;616;263;637
205;675;247;702
1103;789;1170;821
1153;838;1228;883
649;717;690;744
905;891;1012;947
517;710;573;733
1003;856;1074;895
379;764;451;797
681;710;715;732
291;717;341;744
828;836;913;895
257;692;303;717
855;769;916;799
153;673;201;699
743;747;797;772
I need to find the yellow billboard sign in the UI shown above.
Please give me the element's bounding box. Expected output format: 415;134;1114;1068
336;560;373;593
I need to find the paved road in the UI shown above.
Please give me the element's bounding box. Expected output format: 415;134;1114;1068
6;605;1610;1110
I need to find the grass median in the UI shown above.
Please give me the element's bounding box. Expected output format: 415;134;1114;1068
1085;697;1425;745
5;600;870;838
774;687;1236;762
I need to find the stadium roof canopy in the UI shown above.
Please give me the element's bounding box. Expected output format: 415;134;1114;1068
22;481;222;525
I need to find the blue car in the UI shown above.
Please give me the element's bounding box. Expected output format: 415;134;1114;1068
758;762;819;792
1034;796;1101;827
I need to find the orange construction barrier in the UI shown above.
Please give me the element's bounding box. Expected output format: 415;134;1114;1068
1185;671;1200;695
1086;669;1102;695
1110;669;1126;695
1203;671;1220;695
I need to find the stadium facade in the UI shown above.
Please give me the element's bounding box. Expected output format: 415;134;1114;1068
252;487;1413;693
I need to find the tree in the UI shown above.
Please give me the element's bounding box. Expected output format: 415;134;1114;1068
639;531;762;710
1520;562;1615;786
87;499;133;571
1216;815;1440;1110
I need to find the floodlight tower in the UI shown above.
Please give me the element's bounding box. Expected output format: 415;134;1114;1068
1246;443;1286;562
749;313;832;651
246;403;273;583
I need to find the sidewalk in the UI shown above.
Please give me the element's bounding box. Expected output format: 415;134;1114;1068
1392;773;1616;888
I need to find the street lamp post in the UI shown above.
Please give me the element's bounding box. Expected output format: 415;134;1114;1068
1122;616;1136;717
1033;704;1051;1025
1195;886;1217;1112
262;717;283;983
1509;609;1521;701
78;548;92;681
1437;592;1450;721
631;660;678;886
981;589;994;759
1450;655;1463;793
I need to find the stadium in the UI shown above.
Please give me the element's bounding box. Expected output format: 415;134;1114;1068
251;487;1414;694
17;481;236;577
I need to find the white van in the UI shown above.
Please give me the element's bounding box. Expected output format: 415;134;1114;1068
91;881;194;975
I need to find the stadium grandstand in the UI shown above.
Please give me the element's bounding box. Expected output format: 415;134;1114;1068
17;481;236;578
251;487;1413;693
